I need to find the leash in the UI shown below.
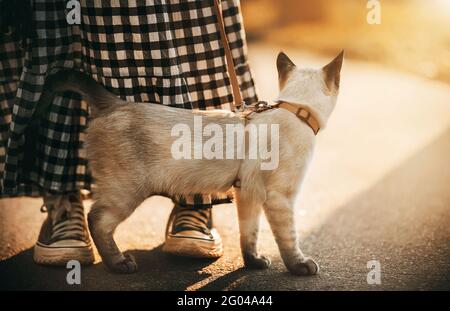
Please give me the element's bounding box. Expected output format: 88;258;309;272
212;1;319;134
212;1;320;134
213;1;320;189
213;0;244;112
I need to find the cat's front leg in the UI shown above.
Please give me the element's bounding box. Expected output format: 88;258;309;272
263;191;319;276
235;188;271;269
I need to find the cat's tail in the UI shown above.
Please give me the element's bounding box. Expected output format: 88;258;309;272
36;69;125;118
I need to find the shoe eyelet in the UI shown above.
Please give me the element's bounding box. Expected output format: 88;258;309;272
40;205;48;213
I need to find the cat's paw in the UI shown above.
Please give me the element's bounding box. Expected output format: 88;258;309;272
106;254;138;274
287;257;319;276
244;253;271;269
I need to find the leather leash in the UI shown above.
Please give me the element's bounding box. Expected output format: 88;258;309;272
212;1;319;135
213;1;320;189
213;0;244;112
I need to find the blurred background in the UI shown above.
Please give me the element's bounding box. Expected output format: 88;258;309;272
241;0;450;82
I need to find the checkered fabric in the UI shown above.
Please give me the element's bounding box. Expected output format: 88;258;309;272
0;0;258;204
0;34;24;181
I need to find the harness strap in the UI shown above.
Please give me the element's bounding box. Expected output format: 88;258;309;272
240;101;320;135
233;101;320;188
277;102;320;135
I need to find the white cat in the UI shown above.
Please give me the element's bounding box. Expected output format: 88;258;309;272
38;51;344;275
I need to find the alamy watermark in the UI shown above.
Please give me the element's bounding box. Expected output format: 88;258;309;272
171;116;280;170
66;260;81;285
367;259;381;285
367;0;381;25
66;0;81;25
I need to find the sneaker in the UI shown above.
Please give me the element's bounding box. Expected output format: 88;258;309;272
162;204;223;258
33;191;94;266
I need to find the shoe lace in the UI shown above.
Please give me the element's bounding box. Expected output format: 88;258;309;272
165;204;212;237
40;192;86;242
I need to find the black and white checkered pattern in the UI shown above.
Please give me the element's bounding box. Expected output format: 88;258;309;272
0;33;25;191
0;0;258;203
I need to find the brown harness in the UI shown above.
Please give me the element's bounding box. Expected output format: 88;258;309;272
232;101;320;188
240;101;320;135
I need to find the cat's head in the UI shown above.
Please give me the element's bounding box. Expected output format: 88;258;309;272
275;51;344;129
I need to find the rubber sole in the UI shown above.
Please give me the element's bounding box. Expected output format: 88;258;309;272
33;243;95;266
162;230;223;259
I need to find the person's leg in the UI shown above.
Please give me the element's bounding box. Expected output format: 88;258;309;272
31;92;94;265
0;2;94;266
31;90;94;265
163;194;223;258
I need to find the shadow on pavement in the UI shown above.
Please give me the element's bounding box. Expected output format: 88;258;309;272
0;245;219;290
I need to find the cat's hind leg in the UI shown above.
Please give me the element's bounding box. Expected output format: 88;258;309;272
263;191;319;276
88;196;142;274
235;188;271;269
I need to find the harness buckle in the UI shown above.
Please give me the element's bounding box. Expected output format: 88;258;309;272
254;101;270;112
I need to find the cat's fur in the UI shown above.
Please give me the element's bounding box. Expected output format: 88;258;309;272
38;51;343;275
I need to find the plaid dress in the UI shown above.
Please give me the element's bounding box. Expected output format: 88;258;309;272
0;0;258;205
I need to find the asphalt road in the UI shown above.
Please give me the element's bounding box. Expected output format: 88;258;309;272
1;45;450;290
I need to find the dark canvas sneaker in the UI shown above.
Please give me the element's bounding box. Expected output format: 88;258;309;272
162;205;223;258
33;191;94;266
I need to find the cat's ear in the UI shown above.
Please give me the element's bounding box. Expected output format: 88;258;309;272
277;52;296;89
322;50;344;93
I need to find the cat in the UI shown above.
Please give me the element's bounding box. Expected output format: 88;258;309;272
37;51;343;275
